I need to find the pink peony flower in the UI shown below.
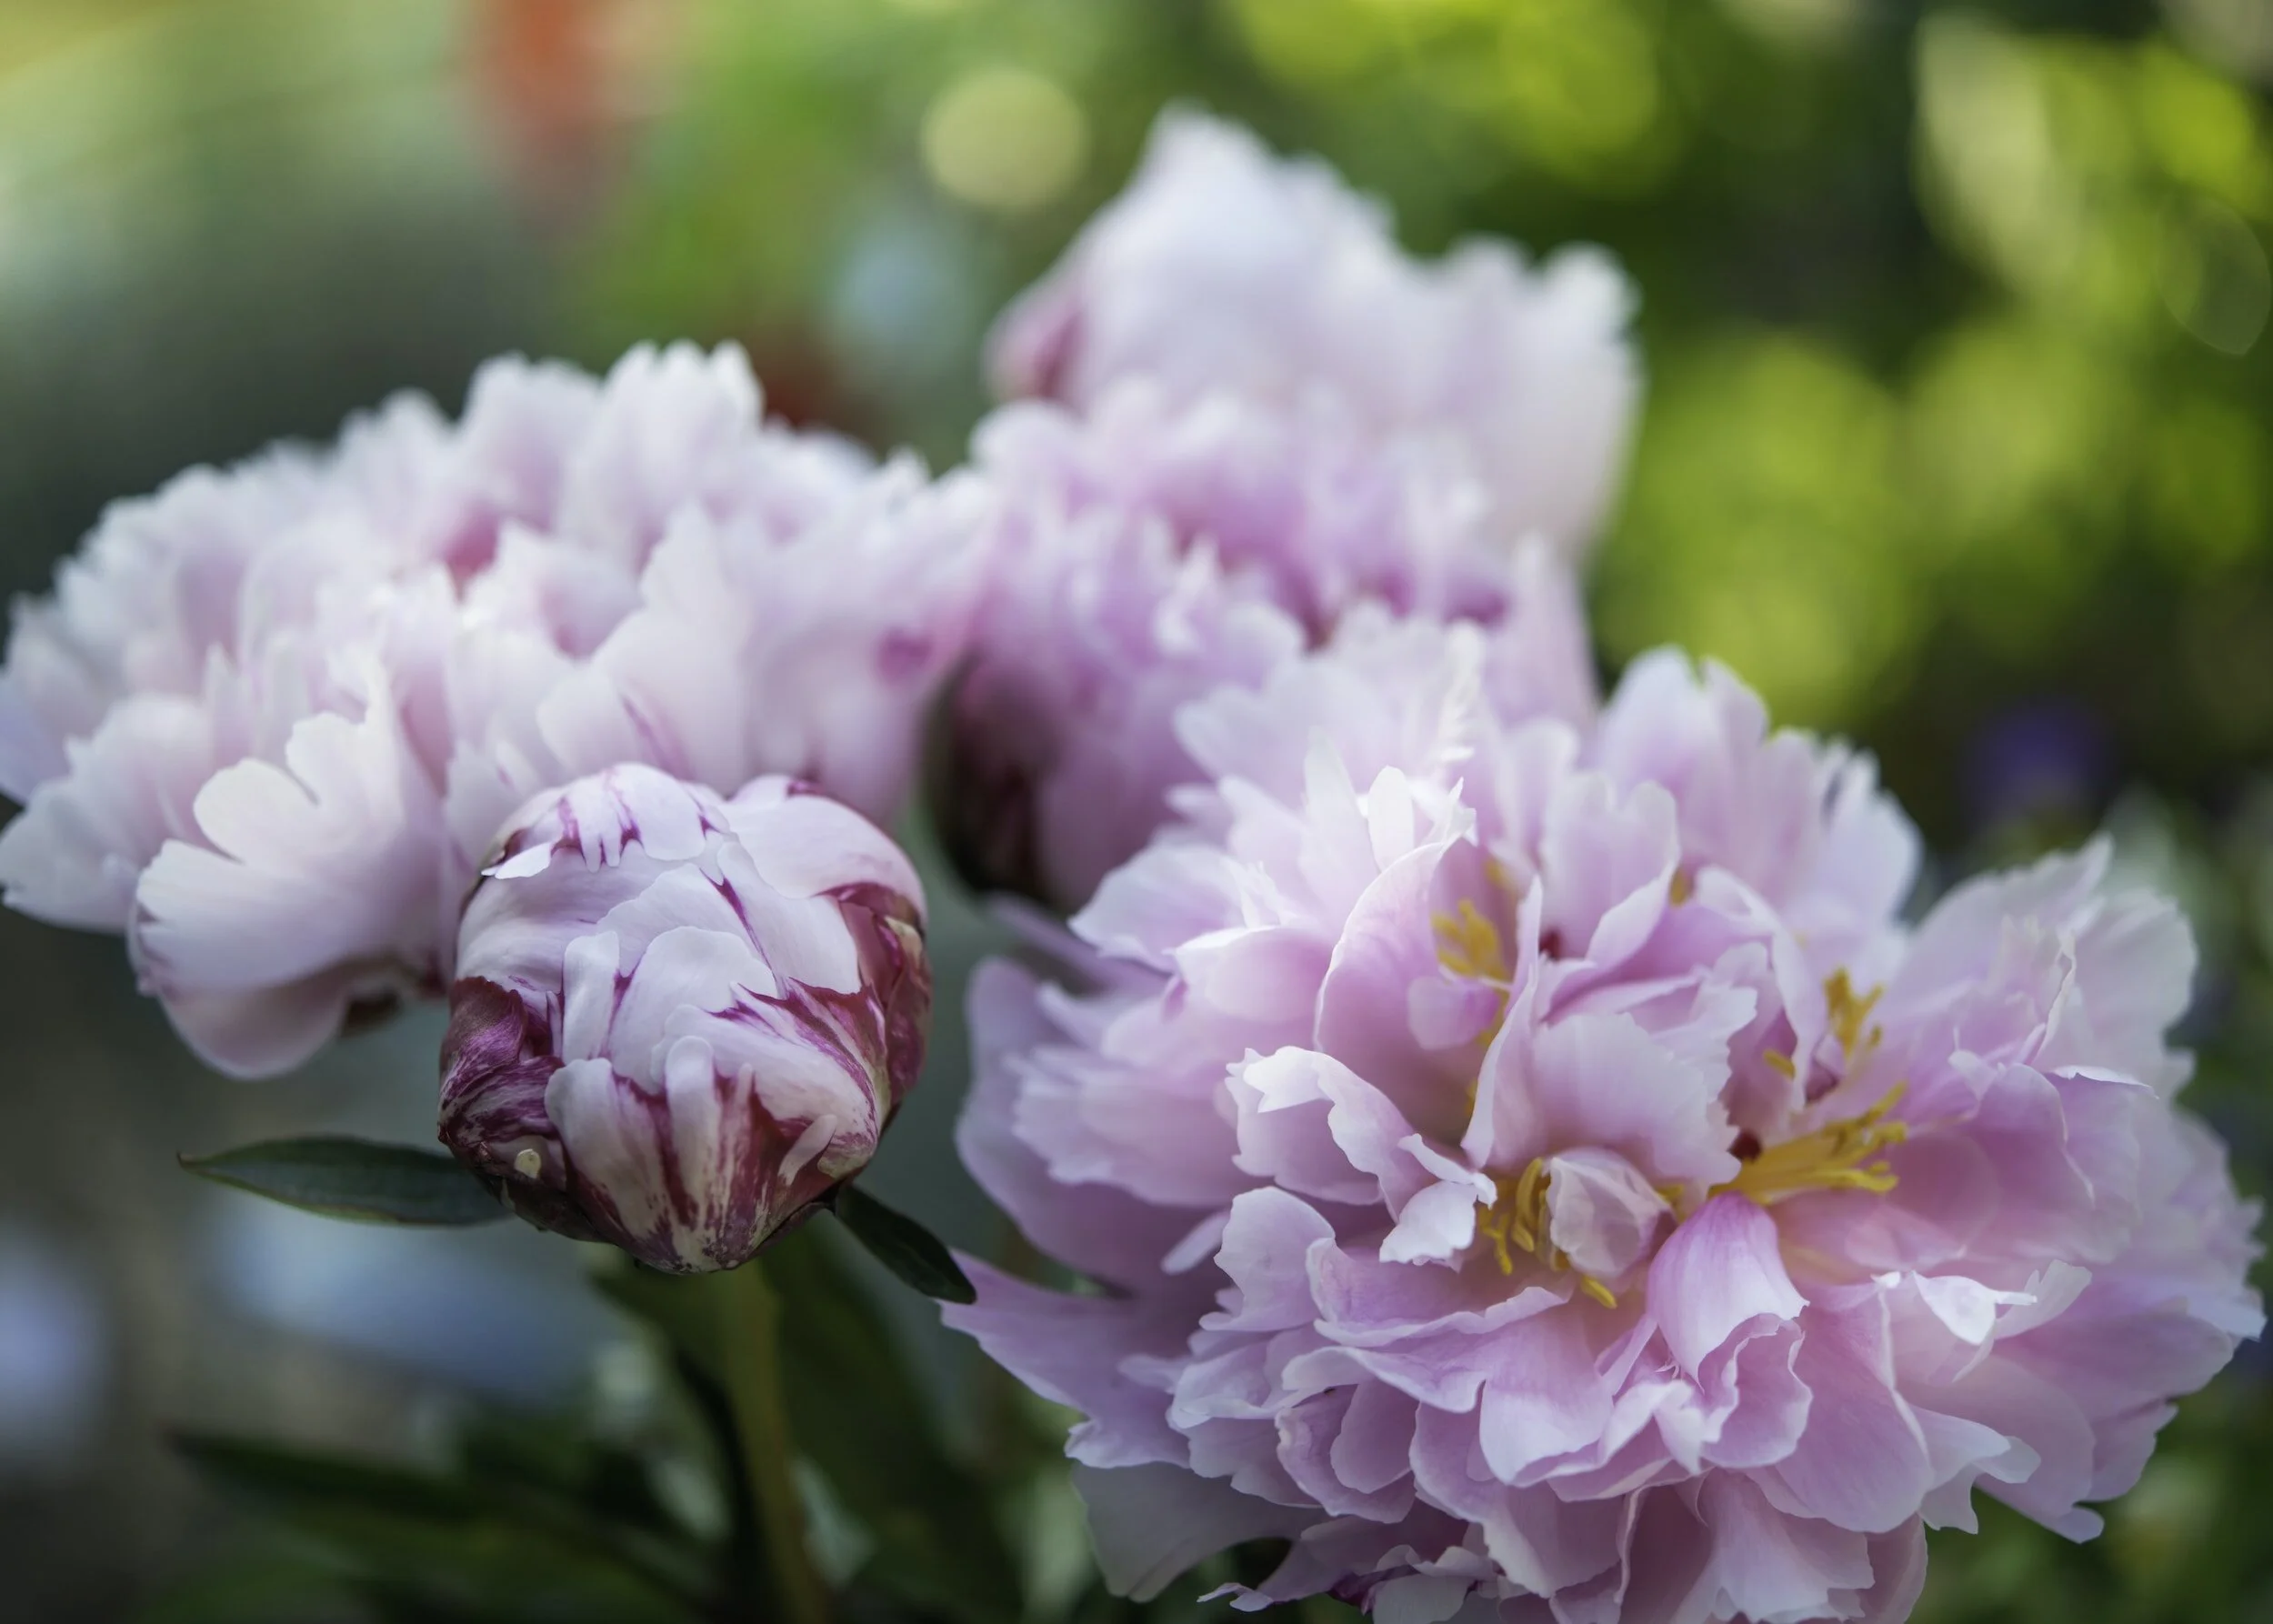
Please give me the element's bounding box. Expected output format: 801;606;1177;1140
0;343;984;1077
946;619;2264;1623
441;764;928;1273
936;403;1599;907
937;112;1627;909
991;111;1640;558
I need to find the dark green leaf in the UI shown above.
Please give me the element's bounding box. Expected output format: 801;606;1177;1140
452;1409;691;1543
594;1234;1021;1624
172;1433;707;1624
826;1184;976;1304
132;1539;366;1624
179;1137;505;1226
766;1227;1020;1624
594;1262;729;1386
588;1266;767;1600
176;1432;484;1518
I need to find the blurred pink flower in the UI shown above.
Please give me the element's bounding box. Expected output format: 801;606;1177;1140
947;620;2264;1623
938;112;1629;909
992;111;1640;557
441;764;927;1273
936;407;1598;907
0;343;983;1076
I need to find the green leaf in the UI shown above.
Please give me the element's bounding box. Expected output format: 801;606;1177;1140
173;1433;707;1624
587;1262;763;1592
766;1227;1020;1624
595;1233;1022;1624
179;1137;506;1226
452;1408;694;1544
826;1184;976;1304
133;1539;365;1624
594;1262;730;1387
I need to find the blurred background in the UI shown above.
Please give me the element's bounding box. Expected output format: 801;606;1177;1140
0;0;2266;1618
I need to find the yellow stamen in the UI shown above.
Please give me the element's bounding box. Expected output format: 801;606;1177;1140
1434;900;1510;984
1437;898;1515;1054
1715;1084;1909;1206
1763;1049;1797;1079
1475;1158;1620;1308
1668;868;1694;906
1506;1157;1547;1254
1824;969;1884;1063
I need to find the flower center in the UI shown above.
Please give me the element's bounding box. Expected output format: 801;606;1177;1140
1476;1159;1621;1308
1765;970;1887;1082
1435;897;1515;1053
1434;899;1510;984
1824;968;1884;1062
1713;1083;1909;1205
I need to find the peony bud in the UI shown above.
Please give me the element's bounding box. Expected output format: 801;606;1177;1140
439;764;929;1273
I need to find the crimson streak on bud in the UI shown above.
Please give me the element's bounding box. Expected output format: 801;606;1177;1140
439;764;929;1273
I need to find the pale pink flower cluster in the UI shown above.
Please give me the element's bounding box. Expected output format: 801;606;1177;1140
992;113;1638;554
949;620;2263;1623
0;104;2254;1620
936;113;1634;908
0;343;981;1076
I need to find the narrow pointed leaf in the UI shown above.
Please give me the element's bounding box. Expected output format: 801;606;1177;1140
826;1184;976;1304
180;1137;506;1226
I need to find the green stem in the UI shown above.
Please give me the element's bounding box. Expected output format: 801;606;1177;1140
723;1260;831;1624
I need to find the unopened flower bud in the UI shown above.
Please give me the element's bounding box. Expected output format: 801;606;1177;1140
439;764;929;1273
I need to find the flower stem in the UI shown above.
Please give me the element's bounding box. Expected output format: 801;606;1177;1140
724;1260;830;1624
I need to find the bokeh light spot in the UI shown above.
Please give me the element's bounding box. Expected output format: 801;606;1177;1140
2137;43;2273;212
1597;334;1917;728
1716;0;1862;55
921;66;1088;213
2157;194;2271;354
1904;316;2129;650
1494;0;1670;188
1917;16;2081;304
1228;0;1389;86
2147;396;2268;571
2158;0;2273;88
